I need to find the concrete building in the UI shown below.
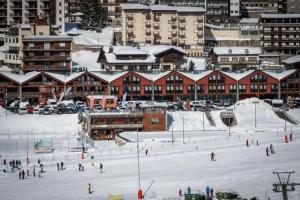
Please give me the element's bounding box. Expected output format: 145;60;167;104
22;36;73;74
120;4;205;56
260;14;300;56
208;47;262;71
0;0;65;33
287;0;300;14
239;18;260;39
240;0;278;18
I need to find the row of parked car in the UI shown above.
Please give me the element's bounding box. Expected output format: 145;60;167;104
7;99;85;115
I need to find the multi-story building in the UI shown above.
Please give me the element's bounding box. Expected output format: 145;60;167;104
121;4;205;56
98;45;187;72
260;14;300;56
158;0;239;25
239;18;260;39
287;0;300;14
1;69;299;103
64;0;84;22
22;36;72;74
240;0;278;18
208;47;262;71
0;0;65;33
3;24;59;73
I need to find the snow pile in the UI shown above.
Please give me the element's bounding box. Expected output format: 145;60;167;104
0;106;12;116
64;27;113;46
231;97;285;129
72;50;101;71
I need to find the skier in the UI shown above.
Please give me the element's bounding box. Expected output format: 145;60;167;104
18;170;21;180
100;163;103;173
270;144;275;154
91;155;94;166
38;159;41;165
88;183;93;194
60;161;64;170
27;169;30;177
246;139;249;147
266;147;270;156
290;133;293;141
256;140;259;146
210;152;215;161
21;170;25;179
79;163;82;171
3;159;6;166
206;186;210;197
210;188;214;199
179;189;182;197
33;166;36;177
145;149;148;156
57;163;60;171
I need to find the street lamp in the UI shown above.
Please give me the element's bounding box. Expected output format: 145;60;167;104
252;100;259;129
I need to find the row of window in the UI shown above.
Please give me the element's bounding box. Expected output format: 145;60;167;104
28;42;66;49
27;52;67;57
5;37;19;44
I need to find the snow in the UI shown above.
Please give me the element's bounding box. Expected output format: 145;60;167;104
64;27;114;46
0;65;12;73
72;51;101;71
263;70;297;81
0;99;300;199
185;57;206;70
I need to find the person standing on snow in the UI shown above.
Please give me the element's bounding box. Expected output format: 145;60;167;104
206;186;210;197
18;170;21;180
33;166;36;177
57;163;60;171
88;183;93;194
270;144;275;154
266;147;270;156
99;163;103;173
246;139;249;147
210;152;216;161
21;170;25;179
290;133;293;141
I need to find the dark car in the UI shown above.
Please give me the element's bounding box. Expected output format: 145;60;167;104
57;104;77;114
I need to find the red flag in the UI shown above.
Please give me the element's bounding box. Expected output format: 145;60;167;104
102;96;106;110
89;96;94;110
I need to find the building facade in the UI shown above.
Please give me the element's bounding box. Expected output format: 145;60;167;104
121;4;205;56
22;36;73;74
240;0;278;18
260;14;300;56
209;47;262;71
0;0;65;33
287;0;300;14
1;70;299;104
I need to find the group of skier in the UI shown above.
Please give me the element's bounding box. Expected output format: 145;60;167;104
56;161;65;171
180;186;214;199
266;144;275;156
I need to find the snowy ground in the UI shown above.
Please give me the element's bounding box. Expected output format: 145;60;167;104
0;98;300;200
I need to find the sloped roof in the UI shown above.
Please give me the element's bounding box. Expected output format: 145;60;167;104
282;55;300;64
263;70;297;81
1;71;41;84
221;70;255;81
89;71;128;83
135;71;172;82
178;70;213;81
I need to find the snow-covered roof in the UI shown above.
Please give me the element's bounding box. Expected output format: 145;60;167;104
178;70;213;81
65;71;86;83
0;65;12;73
135;71;172;82
63;27;113;46
23;36;73;42
0;71;41;84
263;70;297;81
282;55;300;64
72;51;100;71
103;45;186;64
239;18;259;24
261;14;300;19
221;70;255;81
89;71;128;83
44;72;67;83
121;4;205;12
213;47;261;55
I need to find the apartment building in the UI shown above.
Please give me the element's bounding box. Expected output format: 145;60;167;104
287;0;300;14
240;0;278;18
0;0;65;33
121;4;205;57
22;36;72;74
260;14;300;56
209;47;262;71
4;24;60;73
239;18;260;39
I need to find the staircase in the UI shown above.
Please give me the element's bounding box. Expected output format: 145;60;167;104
205;111;216;126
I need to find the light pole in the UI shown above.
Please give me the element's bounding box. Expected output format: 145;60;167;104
202;108;205;132
182;116;185;144
135;110;141;194
171;110;174;147
252;101;259;128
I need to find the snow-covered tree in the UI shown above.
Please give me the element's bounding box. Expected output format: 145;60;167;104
81;0;107;31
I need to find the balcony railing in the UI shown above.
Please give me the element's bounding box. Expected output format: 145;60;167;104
23;55;71;61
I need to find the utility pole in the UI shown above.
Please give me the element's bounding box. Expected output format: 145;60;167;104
171;111;174;147
272;171;300;200
202;109;205;132
252;101;259;129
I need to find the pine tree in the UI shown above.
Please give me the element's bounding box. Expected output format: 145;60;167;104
188;60;195;71
81;0;107;31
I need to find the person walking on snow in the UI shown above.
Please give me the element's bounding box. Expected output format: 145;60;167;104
18;170;21;180
79;163;82;171
57;163;60;171
246;139;249;147
290;133;293;141
88;183;93;194
256;140;259;146
210;152;216;161
21;170;25;179
206;186;210;197
270;144;275;154
266;147;270;156
100;163;103;173
145;149;148;156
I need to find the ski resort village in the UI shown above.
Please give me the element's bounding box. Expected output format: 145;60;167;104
1;0;300;200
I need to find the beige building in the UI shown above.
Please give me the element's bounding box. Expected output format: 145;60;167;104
120;4;205;57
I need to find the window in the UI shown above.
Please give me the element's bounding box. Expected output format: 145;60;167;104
29;43;34;48
60;52;65;56
60;43;65;47
39;32;43;36
44;43;50;50
151;118;159;124
29;52;34;57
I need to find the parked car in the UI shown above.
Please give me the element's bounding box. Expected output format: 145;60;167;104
57;104;77;114
39;106;54;115
27;106;34;114
33;106;40;114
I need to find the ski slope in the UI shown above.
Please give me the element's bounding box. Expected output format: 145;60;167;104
0;99;300;199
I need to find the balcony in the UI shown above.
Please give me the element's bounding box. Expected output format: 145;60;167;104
91;123;143;130
145;29;151;35
197;17;203;23
179;39;185;44
28;82;57;87
127;13;134;19
23;55;71;61
145;21;151;26
197;32;203;38
179;23;185;29
23;46;71;51
127;21;134;27
153;23;160;28
171;31;177;36
179;17;185;22
171;15;177;21
179;31;185;37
